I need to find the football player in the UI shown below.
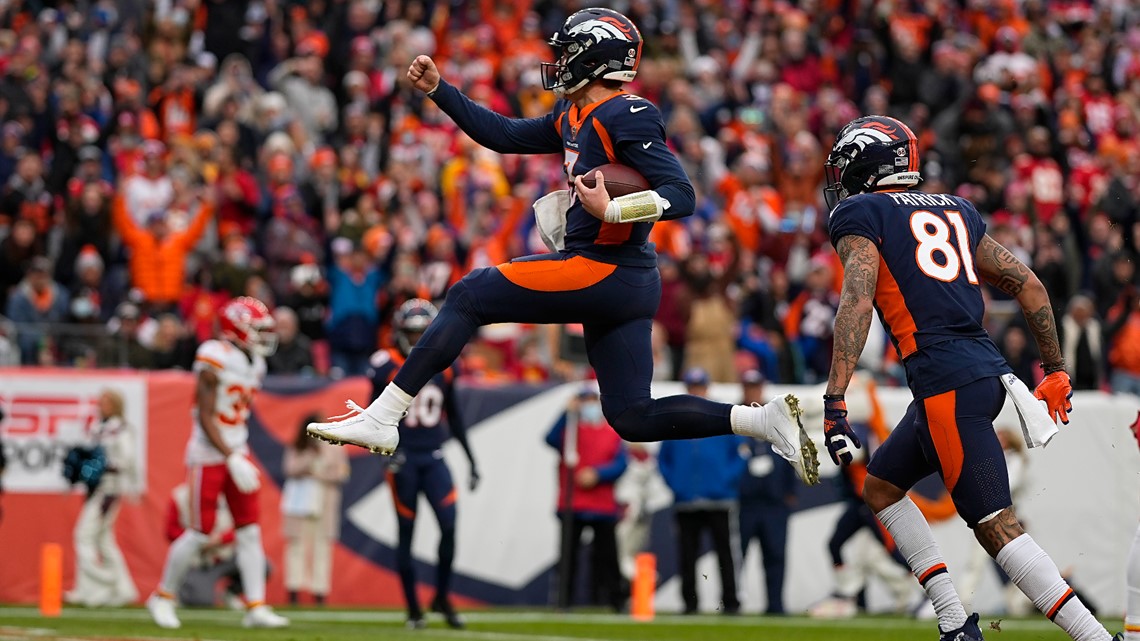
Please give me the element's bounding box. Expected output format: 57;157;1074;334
822;116;1115;641
308;7;820;487
146;297;289;629
371;299;478;629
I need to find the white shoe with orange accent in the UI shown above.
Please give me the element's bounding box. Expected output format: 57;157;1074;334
242;604;289;628
306;400;399;455
146;593;181;629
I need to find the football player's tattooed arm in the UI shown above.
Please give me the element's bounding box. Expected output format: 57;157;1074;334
428;81;563;155
975;234;1064;373
196;368;232;457
826;235;880;397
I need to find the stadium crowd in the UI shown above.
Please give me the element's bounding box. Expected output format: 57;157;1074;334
1;0;1140;392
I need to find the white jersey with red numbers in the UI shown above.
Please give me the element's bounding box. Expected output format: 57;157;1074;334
186;339;266;466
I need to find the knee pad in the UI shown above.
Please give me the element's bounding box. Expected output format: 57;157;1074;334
443;274;479;318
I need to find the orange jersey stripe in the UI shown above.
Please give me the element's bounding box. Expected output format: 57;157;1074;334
497;255;616;292
875;257;919;357
923;391;963;492
595;221;635;245
1047;588;1074;619
591;118;617;163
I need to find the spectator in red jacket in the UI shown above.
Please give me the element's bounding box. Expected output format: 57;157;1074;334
546;382;628;611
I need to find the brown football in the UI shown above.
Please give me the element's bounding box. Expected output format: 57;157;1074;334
579;163;650;198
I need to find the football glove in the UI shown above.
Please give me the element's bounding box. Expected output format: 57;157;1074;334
469;466;481;492
1033;370;1073;425
823;396;862;466
226;452;261;494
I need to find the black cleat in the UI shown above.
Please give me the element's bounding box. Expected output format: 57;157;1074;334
431;596;465;629
940;613;984;641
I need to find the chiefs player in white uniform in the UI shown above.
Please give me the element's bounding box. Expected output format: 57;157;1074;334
146;297;289;629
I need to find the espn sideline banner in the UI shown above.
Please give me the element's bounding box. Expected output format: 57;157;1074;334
0;368;1137;616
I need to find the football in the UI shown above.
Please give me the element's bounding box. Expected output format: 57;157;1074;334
580;163;650;198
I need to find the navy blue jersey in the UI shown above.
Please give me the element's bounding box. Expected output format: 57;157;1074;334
429;80;695;267
368;348;467;453
828;191;1011;399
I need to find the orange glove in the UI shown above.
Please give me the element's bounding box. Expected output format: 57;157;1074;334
1033;370;1073;425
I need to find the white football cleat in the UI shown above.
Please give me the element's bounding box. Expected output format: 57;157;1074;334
146;594;181;629
808;595;858;619
243;604;290;628
306;400;399;455
761;394;821;486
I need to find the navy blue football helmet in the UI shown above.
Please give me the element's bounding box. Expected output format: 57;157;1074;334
824;115;922;210
393;298;438;355
541;8;642;96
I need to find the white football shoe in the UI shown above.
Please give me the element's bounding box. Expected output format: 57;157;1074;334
808;596;858;619
243;604;290;628
740;394;820;486
146;594;181;629
306;400;399;455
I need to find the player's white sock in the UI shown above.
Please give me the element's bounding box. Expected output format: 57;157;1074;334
364;383;413;426
157;529;208;597
730;403;772;438
875;497;968;632
236;525;268;606
1126;524;1140;641
995;534;1111;641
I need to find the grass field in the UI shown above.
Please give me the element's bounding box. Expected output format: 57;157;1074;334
0;607;1111;641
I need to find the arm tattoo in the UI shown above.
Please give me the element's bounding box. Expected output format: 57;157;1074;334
975;234;1064;372
1026;305;1064;373
974;507;1025;557
826;236;880;397
976;235;1031;297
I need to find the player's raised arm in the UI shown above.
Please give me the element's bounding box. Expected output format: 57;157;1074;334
974;233;1073;423
408;55;562;155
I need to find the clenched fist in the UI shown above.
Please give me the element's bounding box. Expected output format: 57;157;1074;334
407;55;441;94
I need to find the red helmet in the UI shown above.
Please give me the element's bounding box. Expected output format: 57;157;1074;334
219;297;278;357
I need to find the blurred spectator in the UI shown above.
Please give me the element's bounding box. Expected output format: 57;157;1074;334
681;252;738;382
143;314;194;371
784;258;840;383
1108;286;1140;396
283;263;328;343
112;194;213;311
6;256;69;364
268;43;337;142
267;307;314;375
546;383;627;611
999;324;1039;386
736;371;796;615
0;218;39;313
122;141;172;225
68;246;117;323
1060;294;1106;391
325;246;383;377
282;416;350;606
658;368;747;614
98;302;152;369
614;441;664;584
65;389;137;607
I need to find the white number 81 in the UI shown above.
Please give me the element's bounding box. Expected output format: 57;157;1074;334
910;210;979;285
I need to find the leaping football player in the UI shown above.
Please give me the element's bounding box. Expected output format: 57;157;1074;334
146;297;289;630
822;115;1117;641
308;8;820;485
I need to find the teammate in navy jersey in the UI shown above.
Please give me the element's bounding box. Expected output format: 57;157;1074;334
822;115;1114;641
371;299;478;630
308;8;819;487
